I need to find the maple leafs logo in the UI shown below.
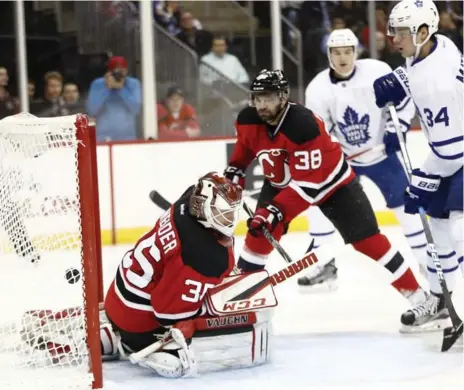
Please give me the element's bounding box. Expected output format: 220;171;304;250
337;106;371;147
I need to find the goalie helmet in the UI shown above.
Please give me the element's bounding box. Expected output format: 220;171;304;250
326;29;359;76
189;172;243;237
387;0;439;55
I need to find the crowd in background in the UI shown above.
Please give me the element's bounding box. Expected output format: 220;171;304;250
0;0;462;142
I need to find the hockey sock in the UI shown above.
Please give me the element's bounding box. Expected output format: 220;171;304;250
448;211;464;276
352;232;419;293
307;206;340;250
392;206;427;270
426;216;461;294
238;224;285;272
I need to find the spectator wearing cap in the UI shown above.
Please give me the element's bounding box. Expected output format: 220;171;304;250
87;56;141;141
156;86;201;140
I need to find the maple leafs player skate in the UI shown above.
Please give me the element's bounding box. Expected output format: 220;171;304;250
101;172;272;377
374;0;463;331
298;28;430;290
225;69;426;324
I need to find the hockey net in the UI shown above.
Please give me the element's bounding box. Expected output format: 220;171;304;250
0;113;103;389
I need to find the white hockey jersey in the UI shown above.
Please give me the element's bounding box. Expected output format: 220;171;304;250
305;59;415;166
401;34;463;177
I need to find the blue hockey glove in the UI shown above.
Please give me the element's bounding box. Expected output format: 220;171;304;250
373;67;409;108
383;121;408;155
404;169;441;215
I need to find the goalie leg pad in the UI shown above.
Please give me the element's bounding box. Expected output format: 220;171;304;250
191;311;273;373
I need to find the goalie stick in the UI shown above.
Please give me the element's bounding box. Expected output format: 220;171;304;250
388;103;463;352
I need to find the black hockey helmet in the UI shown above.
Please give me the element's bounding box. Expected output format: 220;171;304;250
249;69;289;98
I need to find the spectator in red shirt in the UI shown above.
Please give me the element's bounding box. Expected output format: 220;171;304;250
156;86;201;140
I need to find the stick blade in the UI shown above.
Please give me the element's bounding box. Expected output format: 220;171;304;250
149;190;172;210
441;321;463;352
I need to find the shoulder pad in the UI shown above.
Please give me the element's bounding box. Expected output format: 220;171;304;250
236;106;263;125
281;104;321;145
172;193;230;278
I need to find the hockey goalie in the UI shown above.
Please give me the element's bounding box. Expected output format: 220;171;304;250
101;171;274;377
16;172;275;378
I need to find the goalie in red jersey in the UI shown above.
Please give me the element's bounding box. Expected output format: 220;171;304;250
101;172;272;377
225;69;428;328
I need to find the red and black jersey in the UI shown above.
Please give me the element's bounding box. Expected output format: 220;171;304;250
105;187;235;333
229;103;355;221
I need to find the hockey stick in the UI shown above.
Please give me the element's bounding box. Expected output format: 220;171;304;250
388;104;463;352
242;201;314;264
149;190;172;211
346;144;386;161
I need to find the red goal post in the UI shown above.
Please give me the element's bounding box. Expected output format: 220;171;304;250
0;113;103;389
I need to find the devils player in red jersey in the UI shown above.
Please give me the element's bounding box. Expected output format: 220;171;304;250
225;69;427;323
101;172;272;377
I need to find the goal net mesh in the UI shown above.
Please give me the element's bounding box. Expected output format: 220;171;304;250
0;113;94;389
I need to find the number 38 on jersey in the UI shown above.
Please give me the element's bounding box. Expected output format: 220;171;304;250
257;148;322;188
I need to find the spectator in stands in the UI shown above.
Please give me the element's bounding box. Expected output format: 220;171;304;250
438;11;463;50
175;12;212;57
32;71;68;117
28;80;44;115
0;67;19;119
361;6;387;52
28;80;35;100
320;16;346;53
154;1;182;34
156;86;200;140
62;82;85;115
199;36;249;86
86;56;141;141
280;1;302;52
333;1;366;34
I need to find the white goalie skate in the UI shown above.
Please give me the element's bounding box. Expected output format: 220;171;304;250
400;292;451;333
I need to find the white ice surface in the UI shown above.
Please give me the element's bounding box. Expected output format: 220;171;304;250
100;228;463;390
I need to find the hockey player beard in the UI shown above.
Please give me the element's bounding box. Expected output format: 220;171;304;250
254;94;285;124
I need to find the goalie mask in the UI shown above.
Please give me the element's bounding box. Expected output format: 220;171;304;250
189;172;243;237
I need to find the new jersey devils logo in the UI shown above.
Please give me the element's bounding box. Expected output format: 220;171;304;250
257;149;291;188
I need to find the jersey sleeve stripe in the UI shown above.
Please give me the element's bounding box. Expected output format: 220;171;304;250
398;118;411;130
395;97;411;111
430;135;464;147
114;276;153;312
117;264;151;299
429;144;463;160
290;156;352;203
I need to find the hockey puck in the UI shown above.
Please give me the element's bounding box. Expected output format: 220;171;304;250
65;268;81;284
